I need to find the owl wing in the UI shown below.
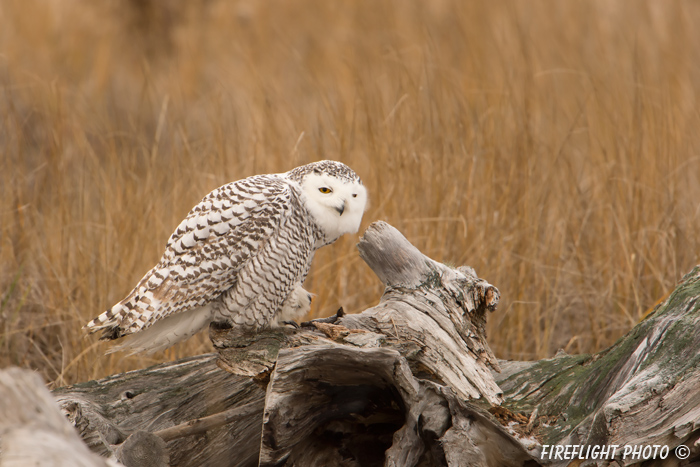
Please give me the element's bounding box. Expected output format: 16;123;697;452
86;174;300;337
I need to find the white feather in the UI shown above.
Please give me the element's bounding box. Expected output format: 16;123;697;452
297;173;368;242
107;303;214;355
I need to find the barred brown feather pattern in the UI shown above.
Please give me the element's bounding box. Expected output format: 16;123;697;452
218;188;319;328
85;160;366;353
88;174;323;337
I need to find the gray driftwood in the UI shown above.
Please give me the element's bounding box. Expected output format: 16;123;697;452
0;367;116;466
54;354;266;466
1;222;699;466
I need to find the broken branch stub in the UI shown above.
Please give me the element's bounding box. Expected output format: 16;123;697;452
346;220;503;404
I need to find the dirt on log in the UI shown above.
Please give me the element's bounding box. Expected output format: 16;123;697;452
0;221;698;466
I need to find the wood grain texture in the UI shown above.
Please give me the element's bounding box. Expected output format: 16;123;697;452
54;354;265;467
349;220;503;403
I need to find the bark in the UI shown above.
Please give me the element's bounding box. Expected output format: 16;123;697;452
0;222;698;466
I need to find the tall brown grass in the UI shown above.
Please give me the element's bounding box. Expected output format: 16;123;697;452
1;0;699;387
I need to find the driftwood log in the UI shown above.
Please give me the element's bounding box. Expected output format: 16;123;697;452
0;367;116;466
1;221;699;466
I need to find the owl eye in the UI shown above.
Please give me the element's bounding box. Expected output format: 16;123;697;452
318;187;332;194
352;193;357;198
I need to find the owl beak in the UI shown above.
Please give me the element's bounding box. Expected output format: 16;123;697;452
335;201;346;216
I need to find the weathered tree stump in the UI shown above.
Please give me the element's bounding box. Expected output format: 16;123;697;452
1;222;699;466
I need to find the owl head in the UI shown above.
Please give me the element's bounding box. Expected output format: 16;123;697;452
287;161;368;242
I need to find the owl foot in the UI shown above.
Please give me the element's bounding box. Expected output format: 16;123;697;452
272;284;313;327
282;320;301;329
301;307;345;328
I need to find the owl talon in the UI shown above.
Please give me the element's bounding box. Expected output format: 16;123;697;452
282;320;300;329
300;307;345;327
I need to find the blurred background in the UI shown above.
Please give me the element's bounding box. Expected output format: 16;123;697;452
1;0;699;387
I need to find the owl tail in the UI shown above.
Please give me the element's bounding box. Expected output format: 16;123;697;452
84;301;136;338
107;303;215;355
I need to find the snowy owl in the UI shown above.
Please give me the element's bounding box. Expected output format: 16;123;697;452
85;160;367;354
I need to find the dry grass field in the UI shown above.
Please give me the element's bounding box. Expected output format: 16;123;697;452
1;0;699;387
